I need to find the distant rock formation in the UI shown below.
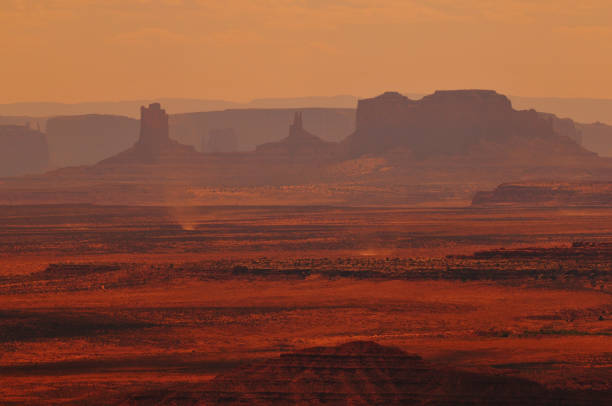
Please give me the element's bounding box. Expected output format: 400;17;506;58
0;116;46;131
0;125;49;177
136;103;171;151
100;103;198;164
472;182;612;206
205;128;239;153
34;103;612;168
36;108;353;166
45;114;138;167
122;340;607;405
172;108;354;151
3;92;612;206
256;112;339;158
343;90;590;160
539;112;582;144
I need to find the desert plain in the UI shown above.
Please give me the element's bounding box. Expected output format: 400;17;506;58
1;204;611;404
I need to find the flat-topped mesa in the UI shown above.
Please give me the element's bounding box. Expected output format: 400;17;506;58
137;103;170;149
346;89;567;158
422;89;512;108
256;111;338;158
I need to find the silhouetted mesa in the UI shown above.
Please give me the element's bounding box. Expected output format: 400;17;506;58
100;103;198;164
37;108;354;166
171;108;355;152
122;340;607;405
343;90;593;159
539;112;582;144
256;111;339;158
0;124;49;177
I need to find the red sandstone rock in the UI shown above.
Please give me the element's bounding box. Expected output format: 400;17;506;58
344;90;592;160
256;112;339;159
100;103;198;164
539;112;582;144
123;341;610;405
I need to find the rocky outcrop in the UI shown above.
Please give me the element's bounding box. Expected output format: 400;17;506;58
256;112;339;158
137;103;170;146
123;340;609;405
539;112;582;144
472;182;612;206
0;116;46;131
344;90;590;159
172;108;354;151
205;128;239;153
200;341;549;405
100;103;198;164
39;108;354;165
2;92;612;206
0;125;49;177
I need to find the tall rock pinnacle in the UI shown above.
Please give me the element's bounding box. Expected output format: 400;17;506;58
255;111;338;158
138;103;170;149
289;111;303;138
98;102;198;164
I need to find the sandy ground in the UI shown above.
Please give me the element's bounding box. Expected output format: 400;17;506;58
1;205;611;404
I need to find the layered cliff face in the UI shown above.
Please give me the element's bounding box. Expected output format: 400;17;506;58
344;90;590;160
0;125;49;177
256;112;339;158
539;112;582;144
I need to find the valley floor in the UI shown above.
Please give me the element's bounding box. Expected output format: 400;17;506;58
1;205;611;404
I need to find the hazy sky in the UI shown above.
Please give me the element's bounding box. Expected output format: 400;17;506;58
2;0;612;103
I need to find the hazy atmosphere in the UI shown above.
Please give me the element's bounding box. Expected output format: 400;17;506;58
3;0;612;102
3;2;612;405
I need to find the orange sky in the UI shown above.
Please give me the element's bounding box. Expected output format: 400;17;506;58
2;0;612;103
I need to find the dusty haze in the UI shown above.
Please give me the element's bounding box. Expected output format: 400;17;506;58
4;2;612;405
2;0;612;103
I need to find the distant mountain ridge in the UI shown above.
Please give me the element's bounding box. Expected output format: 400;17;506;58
3;93;612;125
0;96;359;118
2;90;612;206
